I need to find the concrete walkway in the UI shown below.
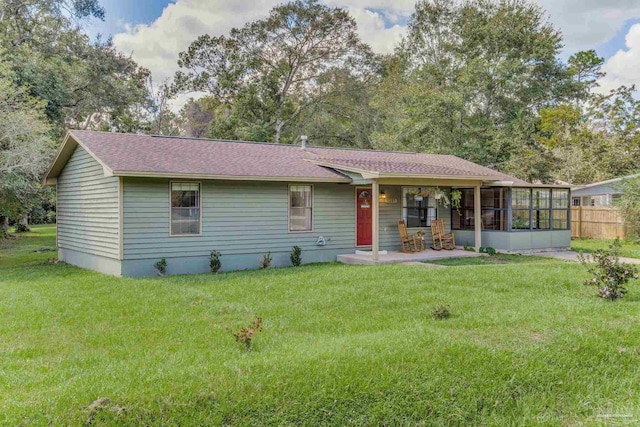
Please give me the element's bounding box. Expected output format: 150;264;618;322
535;250;640;265
337;249;482;265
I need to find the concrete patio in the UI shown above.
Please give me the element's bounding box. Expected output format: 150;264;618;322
337;249;484;265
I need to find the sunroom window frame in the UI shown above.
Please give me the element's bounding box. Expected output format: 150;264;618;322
452;186;571;232
551;188;571;230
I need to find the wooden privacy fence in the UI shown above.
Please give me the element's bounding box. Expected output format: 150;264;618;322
571;206;627;239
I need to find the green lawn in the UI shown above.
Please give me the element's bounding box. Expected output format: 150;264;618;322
427;253;564;266
2;226;640;425
572;238;640;259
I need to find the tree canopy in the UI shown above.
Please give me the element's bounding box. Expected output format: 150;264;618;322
172;0;374;144
0;0;160;232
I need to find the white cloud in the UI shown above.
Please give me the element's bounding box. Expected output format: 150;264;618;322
535;0;640;54
113;0;280;85
112;0;640;105
113;1;410;88
597;23;640;94
346;7;406;54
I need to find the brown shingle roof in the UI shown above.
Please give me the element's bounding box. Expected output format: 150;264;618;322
304;147;528;183
66;130;349;181
45;130;528;185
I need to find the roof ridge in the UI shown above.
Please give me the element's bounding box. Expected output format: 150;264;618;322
150;134;285;146
70;129;152;136
306;146;418;155
153;135;422;155
71;130;478;157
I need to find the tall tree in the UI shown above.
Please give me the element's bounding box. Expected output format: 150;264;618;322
385;0;569;181
296;65;382;148
0;61;53;236
540;84;640;185
173;0;373;143
0;0;104;47
1;0;151;134
0;0;156;230
180;97;217;138
565;49;605;107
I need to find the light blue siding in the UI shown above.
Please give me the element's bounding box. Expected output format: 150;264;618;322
56;146;120;264
572;184;620;197
379;185;451;251
121;178;355;275
59;247;121;276
455;230;571;251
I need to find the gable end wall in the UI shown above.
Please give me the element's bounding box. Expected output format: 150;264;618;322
56;146;121;275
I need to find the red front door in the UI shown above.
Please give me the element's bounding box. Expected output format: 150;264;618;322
356;188;372;246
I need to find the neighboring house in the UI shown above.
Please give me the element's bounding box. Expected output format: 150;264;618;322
44;130;572;277
571;174;639;207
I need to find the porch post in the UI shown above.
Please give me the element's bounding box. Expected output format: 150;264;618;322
474;184;482;252
372;179;380;261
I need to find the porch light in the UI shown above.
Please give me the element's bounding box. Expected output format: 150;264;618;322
379;191;387;200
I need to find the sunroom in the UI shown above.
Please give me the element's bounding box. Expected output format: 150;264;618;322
451;186;571;251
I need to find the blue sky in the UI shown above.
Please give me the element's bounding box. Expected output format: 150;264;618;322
86;0;174;38
598;19;640;59
90;0;640;101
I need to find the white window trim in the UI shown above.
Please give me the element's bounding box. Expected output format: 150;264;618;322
288;184;314;233
169;180;203;237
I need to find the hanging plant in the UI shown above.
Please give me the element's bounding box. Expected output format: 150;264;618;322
450;189;462;213
431;187;450;208
408;188;429;197
409;187;451;207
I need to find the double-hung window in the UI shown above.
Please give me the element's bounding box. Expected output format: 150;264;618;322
532;189;551;229
402;187;437;227
511;188;531;230
289;185;313;232
481;188;508;230
452;188;475;230
170;182;201;236
551;189;570;229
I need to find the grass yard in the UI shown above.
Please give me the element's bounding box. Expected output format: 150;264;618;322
572;238;640;259
2;226;640;425
426;253;564;267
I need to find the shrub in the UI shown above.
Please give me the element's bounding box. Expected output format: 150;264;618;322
14;223;30;233
259;252;272;269
617;177;640;240
232;317;263;351
578;239;638;300
45;211;56;224
463;243;475;252
431;303;451;320
290;246;302;266
210;250;221;273
479;247;496;255
154;258;167;276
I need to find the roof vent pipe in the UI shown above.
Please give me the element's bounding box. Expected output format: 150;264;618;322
301;135;307;150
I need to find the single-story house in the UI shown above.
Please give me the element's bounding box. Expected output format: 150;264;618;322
44;130;572;276
571;174;639;207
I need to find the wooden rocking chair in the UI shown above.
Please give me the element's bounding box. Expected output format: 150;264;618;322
397;220;424;252
431;219;456;250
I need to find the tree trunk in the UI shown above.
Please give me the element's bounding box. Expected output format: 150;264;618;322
275;119;283;144
274;98;285;144
19;212;30;232
0;216;8;239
